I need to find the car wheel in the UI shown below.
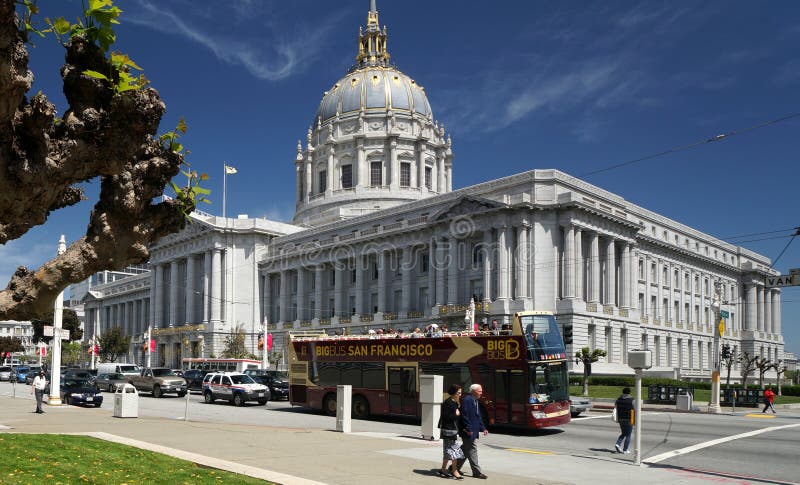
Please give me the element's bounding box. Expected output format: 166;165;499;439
177;391;187;398
323;393;337;416
204;391;215;404
233;393;245;407
65;395;72;405
258;398;268;405
94;402;102;408
571;411;581;418
153;386;162;398
352;395;370;419
109;384;116;393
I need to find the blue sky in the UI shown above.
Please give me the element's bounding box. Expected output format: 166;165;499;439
4;1;799;355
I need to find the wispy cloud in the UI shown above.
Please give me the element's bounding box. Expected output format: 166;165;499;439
0;241;55;289
127;0;347;81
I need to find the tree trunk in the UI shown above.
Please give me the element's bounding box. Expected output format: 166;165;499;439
582;369;589;397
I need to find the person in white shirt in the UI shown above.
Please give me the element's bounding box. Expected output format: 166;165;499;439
30;370;47;414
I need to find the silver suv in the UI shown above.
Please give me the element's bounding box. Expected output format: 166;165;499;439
202;372;270;406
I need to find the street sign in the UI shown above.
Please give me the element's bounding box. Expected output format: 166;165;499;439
718;319;726;337
765;274;799;288
43;326;70;340
719;310;729;318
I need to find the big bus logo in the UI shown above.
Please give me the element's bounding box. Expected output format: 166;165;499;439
486;339;519;360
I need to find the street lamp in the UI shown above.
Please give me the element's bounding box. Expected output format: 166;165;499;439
708;281;722;414
48;234;66;406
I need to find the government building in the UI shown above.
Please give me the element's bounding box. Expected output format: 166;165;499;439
79;3;784;380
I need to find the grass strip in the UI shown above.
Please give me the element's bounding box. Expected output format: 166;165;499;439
569;385;800;404
0;434;273;484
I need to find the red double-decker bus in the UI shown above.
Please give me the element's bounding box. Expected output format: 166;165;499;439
287;311;570;429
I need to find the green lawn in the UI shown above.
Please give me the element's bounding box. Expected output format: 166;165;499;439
0;434;272;484
570;385;800;404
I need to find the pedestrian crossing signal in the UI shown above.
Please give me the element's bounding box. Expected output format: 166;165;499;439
562;323;573;345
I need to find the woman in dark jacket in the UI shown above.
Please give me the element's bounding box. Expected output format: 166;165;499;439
439;384;465;479
614;387;635;454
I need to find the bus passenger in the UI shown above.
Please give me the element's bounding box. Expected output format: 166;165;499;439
411;327;423;338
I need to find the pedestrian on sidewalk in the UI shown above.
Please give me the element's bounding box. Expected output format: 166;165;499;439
762;386;776;414
457;384;488;479
614;387;634;454
438;384;464;479
30;370;47;414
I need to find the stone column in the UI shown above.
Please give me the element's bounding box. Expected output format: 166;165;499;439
516;225;528;299
355;254;365;316
263;273;272;324
621;244;631;308
428;238;436;310
315;265;324;319
150;268;158;328
185;254;196;324
574;228;583;300
482;229;492;302
210;249;222;323
589;232;600;303
435;238;446;305
756;285;764;332
495;227;509;300
417;141;425;190
447;240;458;305
279;270;289;323
389;138;398;189
356;138;366;187
168;260;178;327
773;289;782;335
304;161;312;203
297;268;306;321
401;247;413;314
564;225;576;299
764;286;772;334
604;238;615;306
745;283;756;331
203;251;211;323
334;262;344;318
437;153;445;193
326;148;334;196
378;252;388;312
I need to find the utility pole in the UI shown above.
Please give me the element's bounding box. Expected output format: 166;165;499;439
48;235;66;406
708;281;722;414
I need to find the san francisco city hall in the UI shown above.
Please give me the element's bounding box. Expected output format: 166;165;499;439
80;4;784;379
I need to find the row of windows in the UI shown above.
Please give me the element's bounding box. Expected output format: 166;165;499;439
645;225;735;265
638;260;737;300
316;163;434;193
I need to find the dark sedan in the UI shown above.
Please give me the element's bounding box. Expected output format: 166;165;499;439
61;378;103;407
182;369;209;391
95;373;128;392
251;375;289;400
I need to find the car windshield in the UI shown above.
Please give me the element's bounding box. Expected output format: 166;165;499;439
230;375;255;385
152;369;178;377
0;367;10;372
109;373;125;380
118;365;140;373
66;379;90;387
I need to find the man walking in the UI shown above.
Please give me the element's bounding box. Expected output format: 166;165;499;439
614;387;634;454
30;370;47;414
457;384;489;479
762;386;776;414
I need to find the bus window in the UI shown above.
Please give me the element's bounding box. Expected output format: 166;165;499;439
420;363;471;392
362;362;385;389
341;362;361;387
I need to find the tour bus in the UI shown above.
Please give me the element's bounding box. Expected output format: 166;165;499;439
181;358;262;373
287;311;571;429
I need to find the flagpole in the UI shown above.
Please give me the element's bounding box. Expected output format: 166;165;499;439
222;163;227;219
262;317;270;370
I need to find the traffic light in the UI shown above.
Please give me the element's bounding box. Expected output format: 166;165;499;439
721;344;731;360
562;323;573;345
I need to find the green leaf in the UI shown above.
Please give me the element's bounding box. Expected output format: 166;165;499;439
82;70;109;81
54;17;71;35
176;118;188;134
169;181;181;194
193;187;211;195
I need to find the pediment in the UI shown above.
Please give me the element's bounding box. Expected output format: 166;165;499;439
431;196;506;222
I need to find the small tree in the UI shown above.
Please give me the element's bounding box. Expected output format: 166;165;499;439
0;337;24;356
575;347;607;397
774;360;788;396
738;351;758;388
222;326;249;359
98;326;130;363
60;342;83;367
755;356;775;389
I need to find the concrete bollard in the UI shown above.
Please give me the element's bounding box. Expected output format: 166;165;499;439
420;375;443;440
336;385;352;433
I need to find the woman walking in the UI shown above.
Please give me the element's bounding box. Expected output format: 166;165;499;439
438;384;465;479
614;387;634;454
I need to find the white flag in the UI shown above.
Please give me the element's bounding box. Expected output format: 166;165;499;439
224;164;237;174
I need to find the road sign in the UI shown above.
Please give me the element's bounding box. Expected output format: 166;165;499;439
43;326;70;340
719;310;729;318
718;319;726;336
765;275;799;288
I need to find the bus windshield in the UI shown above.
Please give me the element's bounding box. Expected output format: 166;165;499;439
520;314;566;360
528;361;569;403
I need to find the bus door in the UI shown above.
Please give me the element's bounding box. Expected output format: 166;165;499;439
491;369;526;425
388;367;417;415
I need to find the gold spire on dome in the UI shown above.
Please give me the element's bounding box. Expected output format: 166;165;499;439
356;0;390;68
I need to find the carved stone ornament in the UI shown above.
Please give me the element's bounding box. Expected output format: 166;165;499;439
341;121;357;135
369;121;384;131
432;196;506;221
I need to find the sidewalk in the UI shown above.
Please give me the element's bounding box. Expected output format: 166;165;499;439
0;395;764;485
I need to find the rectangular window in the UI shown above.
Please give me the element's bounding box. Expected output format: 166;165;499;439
400;162;411;187
666;337;672;366
425;166;432;190
319;170;327;193
654;335;661;366
370;162;382;186
421;253;429;273
341;164;352;189
650;296;656;317
604;327;612;362
621;329;628;364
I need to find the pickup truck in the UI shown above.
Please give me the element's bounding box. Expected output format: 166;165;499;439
129;368;187;398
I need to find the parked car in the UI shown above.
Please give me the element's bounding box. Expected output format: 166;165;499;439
13;366;30;383
570;396;593;417
61;378;103;407
203;372;269;406
171;369;184;377
182;369;209;391
243;369;288;380
24;366;43;385
63;369;96;384
250;374;289;400
96;363;141;377
95;373;128;392
0;366;13;381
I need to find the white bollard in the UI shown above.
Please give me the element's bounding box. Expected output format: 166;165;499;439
419;375;443;440
336;385;352;433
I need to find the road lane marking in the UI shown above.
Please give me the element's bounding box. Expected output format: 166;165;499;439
506;448;554;455
745;413;776;419
645;423;800;464
573;412;665;421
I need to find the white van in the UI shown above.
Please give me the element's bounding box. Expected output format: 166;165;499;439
96;363;141;377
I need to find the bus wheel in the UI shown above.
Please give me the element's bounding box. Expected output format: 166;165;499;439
323;393;337;416
352;395;370;419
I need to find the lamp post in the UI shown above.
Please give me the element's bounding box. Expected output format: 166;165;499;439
708;281;722;414
48;235;66;406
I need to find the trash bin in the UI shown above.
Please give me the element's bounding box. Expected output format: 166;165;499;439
113;383;139;418
676;391;692;411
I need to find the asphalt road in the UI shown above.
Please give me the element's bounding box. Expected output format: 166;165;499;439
2;381;797;484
